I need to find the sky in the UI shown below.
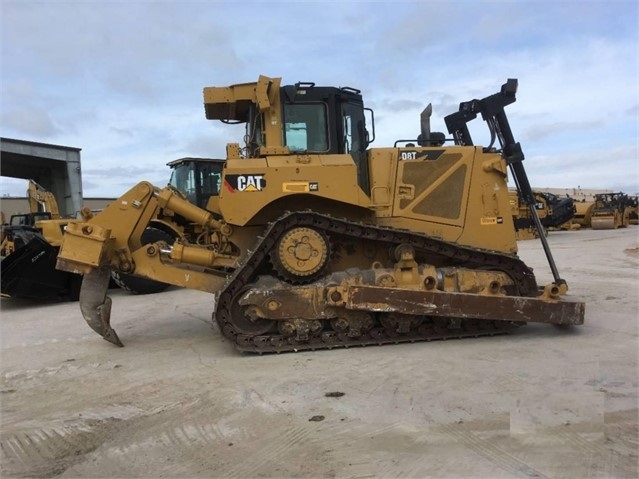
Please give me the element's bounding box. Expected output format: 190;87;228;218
1;0;638;198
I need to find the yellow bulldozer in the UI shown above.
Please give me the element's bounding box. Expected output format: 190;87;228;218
55;76;584;353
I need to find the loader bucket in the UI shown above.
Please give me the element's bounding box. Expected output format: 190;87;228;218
1;235;82;300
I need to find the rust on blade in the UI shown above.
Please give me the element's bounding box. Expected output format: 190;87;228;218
346;285;585;325
79;266;123;347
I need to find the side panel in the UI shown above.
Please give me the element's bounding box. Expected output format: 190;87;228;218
373;146;517;254
218;155;371;226
393;147;472;229
367;148;397;216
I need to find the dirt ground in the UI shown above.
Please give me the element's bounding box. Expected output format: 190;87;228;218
1;226;637;479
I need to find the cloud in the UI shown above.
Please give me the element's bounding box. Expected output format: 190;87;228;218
1;1;637;198
1;106;60;137
521;120;603;142
526;145;639;190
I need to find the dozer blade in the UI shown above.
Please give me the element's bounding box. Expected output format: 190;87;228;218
242;280;585;326
80;266;123;347
591;217;616;230
345;285;585;325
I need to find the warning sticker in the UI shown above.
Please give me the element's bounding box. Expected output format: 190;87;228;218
481;217;504;225
282;182;319;193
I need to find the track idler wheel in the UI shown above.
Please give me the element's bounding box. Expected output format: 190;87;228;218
271;226;330;283
228;287;275;336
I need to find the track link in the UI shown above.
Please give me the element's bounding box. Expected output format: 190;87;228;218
215;211;537;353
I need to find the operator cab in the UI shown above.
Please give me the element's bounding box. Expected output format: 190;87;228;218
167;157;225;209
203;76;375;193
248;82;375;193
10;212;52;227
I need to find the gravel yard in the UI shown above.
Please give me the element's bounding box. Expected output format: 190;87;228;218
1;226;637;478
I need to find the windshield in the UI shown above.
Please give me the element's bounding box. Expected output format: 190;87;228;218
168;161;224;208
169;162;197;204
283;103;328;152
199;162;222;198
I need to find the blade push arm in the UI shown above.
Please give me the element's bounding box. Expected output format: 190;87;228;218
444;80;565;286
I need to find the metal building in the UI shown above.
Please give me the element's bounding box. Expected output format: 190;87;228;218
0;137;83;217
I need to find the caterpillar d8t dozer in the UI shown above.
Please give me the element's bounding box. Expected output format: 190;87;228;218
55;76;584;353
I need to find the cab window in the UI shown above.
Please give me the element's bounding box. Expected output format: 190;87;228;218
169;164;197;204
283;103;328;152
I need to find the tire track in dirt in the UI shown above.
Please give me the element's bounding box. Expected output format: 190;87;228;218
439;423;551;479
2;360;123;389
297;420;429;478
324;419;527;479
0;418;120;478
60;398;301;477
74;407;319;478
598;409;639;478
215;424;313;478
0;403;152;478
104;398;237;447
101;420;240;478
546;425;603;454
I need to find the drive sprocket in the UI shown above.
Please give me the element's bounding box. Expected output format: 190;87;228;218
270;226;330;283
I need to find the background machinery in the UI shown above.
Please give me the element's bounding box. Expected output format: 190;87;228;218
1;181;169;300
627;195;638;225
1;180;82;299
539;191;577;230
1;180;61;257
55;75;585;353
590;192;632;229
572;199;595;228
509;189;575;239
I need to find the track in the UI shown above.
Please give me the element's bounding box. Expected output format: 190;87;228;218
215;211;538;353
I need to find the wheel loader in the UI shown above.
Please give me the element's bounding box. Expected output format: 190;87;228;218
55;76;584;353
